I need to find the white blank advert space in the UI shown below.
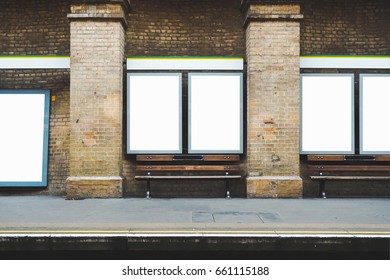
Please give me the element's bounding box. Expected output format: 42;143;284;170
361;75;390;154
0;94;45;182
189;74;242;153
128;74;181;153
301;75;354;154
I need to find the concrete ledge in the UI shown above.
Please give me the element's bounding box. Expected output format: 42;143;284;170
247;176;303;198
68;2;128;27
0;235;388;254
66;176;123;199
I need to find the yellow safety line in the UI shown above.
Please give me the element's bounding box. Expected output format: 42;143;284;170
127;230;277;234
0;230;389;235
0;230;129;234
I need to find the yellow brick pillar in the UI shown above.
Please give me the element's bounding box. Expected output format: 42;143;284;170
242;0;303;198
66;0;131;199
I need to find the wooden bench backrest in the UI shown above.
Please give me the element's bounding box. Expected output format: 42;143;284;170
136;154;241;172
308;165;390;172
307;155;390;162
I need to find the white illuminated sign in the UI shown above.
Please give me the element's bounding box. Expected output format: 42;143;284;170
300;74;354;154
127;73;182;154
188;73;243;154
0;90;50;186
360;74;390;154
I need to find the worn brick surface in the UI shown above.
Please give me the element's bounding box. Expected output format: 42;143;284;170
66;176;123;199
301;0;390;55
247;176;303;198
66;3;126;198
245;3;302;197
0;70;70;195
125;0;245;56
0;0;69;55
246;16;301;176
0;0;70;195
69;21;124;177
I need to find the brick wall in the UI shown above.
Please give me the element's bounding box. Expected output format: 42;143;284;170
301;0;390;55
0;0;70;55
69;21;124;178
0;70;70;195
0;0;70;195
126;0;245;56
0;0;388;197
246;20;301;177
244;3;303;198
66;1;126;198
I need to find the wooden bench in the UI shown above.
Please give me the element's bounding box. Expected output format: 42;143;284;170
307;155;390;198
135;154;241;198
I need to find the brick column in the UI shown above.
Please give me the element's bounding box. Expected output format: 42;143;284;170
66;0;131;199
242;0;303;198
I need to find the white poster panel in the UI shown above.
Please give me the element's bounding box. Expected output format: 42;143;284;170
127;73;182;154
360;74;390;154
300;74;354;154
0;90;50;186
188;73;243;154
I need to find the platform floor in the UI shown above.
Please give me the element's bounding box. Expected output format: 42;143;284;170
0;196;389;258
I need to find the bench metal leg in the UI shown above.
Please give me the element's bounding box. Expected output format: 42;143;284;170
319;179;326;198
146;178;151;199
225;176;231;199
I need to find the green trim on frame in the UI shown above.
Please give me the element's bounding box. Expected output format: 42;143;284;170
0;55;70;58
127;56;243;60
301;55;390;59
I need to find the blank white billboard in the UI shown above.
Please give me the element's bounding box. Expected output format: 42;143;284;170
0;90;50;187
360;74;390;154
127;73;182;154
300;74;354;154
188;73;243;154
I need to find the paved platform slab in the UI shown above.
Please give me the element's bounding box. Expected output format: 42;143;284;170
0;196;389;254
0;196;389;232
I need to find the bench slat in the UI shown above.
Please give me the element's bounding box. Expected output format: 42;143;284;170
203;155;240;161
135;154;241;198
308;165;390;172
136;155;174;161
136;175;242;179
308;155;390;162
375;155;390;162
308;157;390;198
307;155;345;161
136;165;241;171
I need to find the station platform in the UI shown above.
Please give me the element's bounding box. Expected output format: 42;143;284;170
0;196;389;259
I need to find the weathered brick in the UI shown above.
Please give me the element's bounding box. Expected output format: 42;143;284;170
301;0;389;55
245;3;302;197
247;176;303;198
66;3;126;199
66;176;123;199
